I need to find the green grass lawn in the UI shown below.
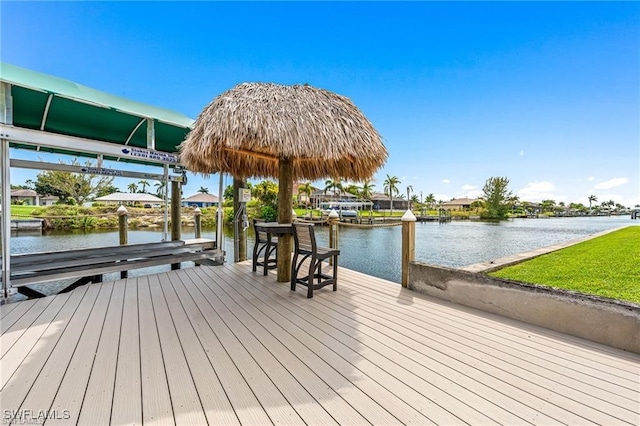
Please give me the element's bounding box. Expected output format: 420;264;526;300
10;205;45;218
489;226;640;304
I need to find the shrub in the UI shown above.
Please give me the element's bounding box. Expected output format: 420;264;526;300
260;205;277;222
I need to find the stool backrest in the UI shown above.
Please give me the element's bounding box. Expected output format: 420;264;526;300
253;219;268;243
293;223;316;254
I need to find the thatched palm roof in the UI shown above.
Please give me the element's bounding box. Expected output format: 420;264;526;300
179;83;387;180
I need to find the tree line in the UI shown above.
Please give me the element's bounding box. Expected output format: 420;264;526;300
11;159;633;220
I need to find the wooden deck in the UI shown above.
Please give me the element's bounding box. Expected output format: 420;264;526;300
1;262;638;425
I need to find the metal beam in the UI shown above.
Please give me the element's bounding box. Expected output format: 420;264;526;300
1;83;12;296
1;139;10;297
0;124;180;166
163;164;169;240
124;118;146;146
40;94;53;130
10;158;184;182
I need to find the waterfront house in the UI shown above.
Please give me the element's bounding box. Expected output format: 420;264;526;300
94;192;164;207
39;195;59;206
441;197;479;211
10;189;39;205
370;192;409;210
182;193;220;208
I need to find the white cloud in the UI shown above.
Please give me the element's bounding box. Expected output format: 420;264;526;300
442;179;450;184
462;189;483;199
517;181;557;202
433;193;451;202
519;150;524;157
461;184;476;191
587;176;595;182
594;177;628;190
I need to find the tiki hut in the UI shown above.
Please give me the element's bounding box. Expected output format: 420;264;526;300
180;82;387;281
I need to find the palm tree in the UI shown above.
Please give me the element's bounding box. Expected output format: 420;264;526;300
324;179;342;201
383;174;400;214
541;199;556;213
406;185;413;209
425;193;436;211
297;181;314;208
138;180;150;193
507;195;520;210
342;183;360;197
588;194;597;209
154;181;166;198
127;183;138;193
359;180;375;201
198;186;209;194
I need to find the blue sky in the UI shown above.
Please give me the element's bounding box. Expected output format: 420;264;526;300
2;1;639;207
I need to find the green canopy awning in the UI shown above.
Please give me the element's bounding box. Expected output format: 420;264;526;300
0;62;194;162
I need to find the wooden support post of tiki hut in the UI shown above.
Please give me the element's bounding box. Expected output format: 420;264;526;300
171;180;181;270
277;157;294;282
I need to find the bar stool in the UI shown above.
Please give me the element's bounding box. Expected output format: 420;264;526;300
291;222;340;298
252;219;278;275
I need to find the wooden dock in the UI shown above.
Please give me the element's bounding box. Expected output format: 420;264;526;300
1;262;638;425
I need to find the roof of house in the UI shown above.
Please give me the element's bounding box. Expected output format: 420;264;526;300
183;193;220;203
310;189;357;199
94;192;164;203
441;197;479;206
370;192;407;201
10;189;38;197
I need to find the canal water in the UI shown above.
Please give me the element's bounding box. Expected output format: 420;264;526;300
7;215;635;285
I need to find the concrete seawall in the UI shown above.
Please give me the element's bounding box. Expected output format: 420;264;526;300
407;225;640;354
11;219;43;231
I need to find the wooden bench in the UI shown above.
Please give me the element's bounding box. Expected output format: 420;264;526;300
1;240;216;297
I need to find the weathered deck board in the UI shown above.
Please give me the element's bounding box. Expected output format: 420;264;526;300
0;297;38;334
210;264;545;424
17;284;100;414
0;298;20;318
178;269;305;425
170;271;272;425
0;297;54;358
77;279;126;426
147;273;207;425
46;281;114;425
0;286;87;399
158;272;240;426
203;265;465;424
137;275;174;425
110;278;143;426
340;272;640;404
0;262;638;426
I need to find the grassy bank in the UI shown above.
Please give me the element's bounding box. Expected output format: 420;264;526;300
10;205;44;218
489;226;640;304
